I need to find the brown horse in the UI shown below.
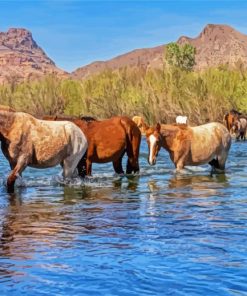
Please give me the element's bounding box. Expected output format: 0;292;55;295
43;115;141;176
223;109;241;132
145;122;231;171
231;117;247;140
0;106;88;193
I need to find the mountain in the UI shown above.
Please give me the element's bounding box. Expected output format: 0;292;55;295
72;24;247;79
177;24;247;70
0;28;67;83
72;45;164;79
1;24;247;83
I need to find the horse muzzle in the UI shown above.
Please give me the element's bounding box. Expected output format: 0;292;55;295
148;158;156;166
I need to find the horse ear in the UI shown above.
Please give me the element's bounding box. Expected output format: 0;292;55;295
156;123;161;132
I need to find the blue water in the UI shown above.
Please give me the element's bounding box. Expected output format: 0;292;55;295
0;138;247;296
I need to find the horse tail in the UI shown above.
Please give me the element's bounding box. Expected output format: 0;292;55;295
120;117;141;174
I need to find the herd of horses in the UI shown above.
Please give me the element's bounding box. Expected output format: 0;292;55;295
0;105;245;193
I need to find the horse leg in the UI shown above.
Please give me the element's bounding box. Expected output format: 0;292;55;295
86;159;92;176
209;158;220;169
217;153;228;171
126;138;141;174
176;161;185;171
113;151;125;174
62;152;83;179
7;155;28;193
77;150;87;178
174;150;187;171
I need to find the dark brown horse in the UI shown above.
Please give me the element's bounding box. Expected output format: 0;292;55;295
43;115;141;176
223;109;242;132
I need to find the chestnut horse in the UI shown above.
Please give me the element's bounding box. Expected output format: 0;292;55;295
0;106;88;193
223;109;241;132
145;122;231;171
43;115;141;176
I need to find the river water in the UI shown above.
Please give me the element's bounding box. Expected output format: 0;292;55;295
0;138;247;295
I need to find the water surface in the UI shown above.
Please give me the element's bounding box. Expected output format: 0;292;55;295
0;139;247;295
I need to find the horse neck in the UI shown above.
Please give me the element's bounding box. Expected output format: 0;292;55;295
0;111;15;139
160;126;179;152
73;119;90;134
160;133;173;151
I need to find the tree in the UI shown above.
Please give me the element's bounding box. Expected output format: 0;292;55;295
165;42;196;71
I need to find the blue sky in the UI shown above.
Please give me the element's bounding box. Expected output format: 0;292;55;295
1;0;247;72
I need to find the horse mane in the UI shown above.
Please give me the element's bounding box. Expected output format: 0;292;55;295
80;116;96;122
43;114;96;123
230;109;242;115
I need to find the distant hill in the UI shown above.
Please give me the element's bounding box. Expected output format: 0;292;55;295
1;24;247;83
72;24;247;79
0;28;67;83
71;45;164;79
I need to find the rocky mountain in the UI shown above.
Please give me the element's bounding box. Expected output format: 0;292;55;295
177;24;247;70
72;45;164;79
0;28;67;83
1;24;247;83
72;24;247;79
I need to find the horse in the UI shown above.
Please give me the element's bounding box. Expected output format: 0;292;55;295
223;109;241;132
0;107;88;193
145;122;231;171
231;117;247;140
132;115;148;134
43;115;141;176
176;115;188;125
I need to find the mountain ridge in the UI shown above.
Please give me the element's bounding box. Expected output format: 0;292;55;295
1;24;247;83
0;28;67;83
72;24;247;79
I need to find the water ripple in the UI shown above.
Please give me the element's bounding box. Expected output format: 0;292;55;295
0;141;247;295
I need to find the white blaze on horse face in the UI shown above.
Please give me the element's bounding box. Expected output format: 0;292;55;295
149;134;157;164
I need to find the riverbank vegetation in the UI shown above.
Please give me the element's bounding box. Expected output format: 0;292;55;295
1;62;247;125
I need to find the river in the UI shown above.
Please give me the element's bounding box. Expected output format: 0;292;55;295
0;138;247;295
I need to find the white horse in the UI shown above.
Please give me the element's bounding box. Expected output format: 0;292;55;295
176;115;188;125
232;117;247;140
0;106;88;192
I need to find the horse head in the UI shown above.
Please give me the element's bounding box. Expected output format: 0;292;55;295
145;123;162;165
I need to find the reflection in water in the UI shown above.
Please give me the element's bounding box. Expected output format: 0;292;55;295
112;175;140;192
1;193;73;260
168;173;229;190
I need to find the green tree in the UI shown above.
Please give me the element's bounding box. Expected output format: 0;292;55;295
165;42;196;71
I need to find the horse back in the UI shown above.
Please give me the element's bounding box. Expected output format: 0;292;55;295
191;123;231;161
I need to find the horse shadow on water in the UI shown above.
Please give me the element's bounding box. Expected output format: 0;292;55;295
148;173;229;205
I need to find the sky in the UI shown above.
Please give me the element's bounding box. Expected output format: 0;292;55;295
1;0;247;72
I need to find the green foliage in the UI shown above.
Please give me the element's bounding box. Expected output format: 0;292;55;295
165;42;196;71
0;66;246;125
